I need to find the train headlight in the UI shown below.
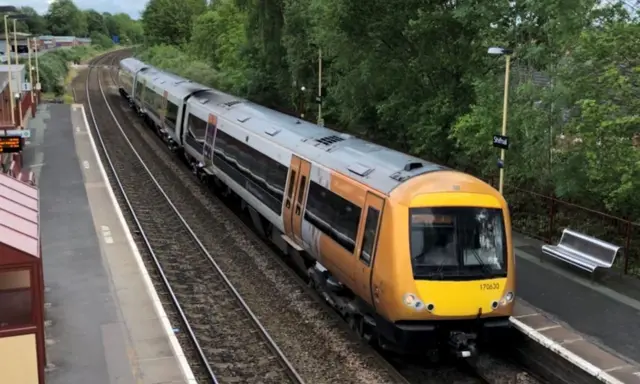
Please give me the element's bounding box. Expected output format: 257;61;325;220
499;291;514;306
403;293;425;310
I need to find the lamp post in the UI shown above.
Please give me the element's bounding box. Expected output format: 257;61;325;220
3;14;14;125
488;46;513;195
11;18;17;66
27;35;34;104
299;86;306;119
33;37;40;98
317;48;323;126
15;90;22;128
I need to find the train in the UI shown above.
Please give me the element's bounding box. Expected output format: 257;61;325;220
118;57;516;358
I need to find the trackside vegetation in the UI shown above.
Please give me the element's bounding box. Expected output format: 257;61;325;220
136;0;640;273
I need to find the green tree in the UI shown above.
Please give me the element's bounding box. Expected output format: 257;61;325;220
85;10;108;36
89;31;114;49
190;0;248;92
18;6;48;34
142;0;207;46
137;0;640;226
45;0;87;36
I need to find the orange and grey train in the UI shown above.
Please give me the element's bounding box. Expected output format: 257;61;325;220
119;57;516;357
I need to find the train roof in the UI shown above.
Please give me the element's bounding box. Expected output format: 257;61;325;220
206;99;448;195
137;67;210;99
119;57;149;73
190;87;242;107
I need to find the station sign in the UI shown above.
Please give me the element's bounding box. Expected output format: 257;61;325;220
492;134;509;150
0;135;22;153
1;129;31;139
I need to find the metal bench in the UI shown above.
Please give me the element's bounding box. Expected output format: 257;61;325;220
541;228;621;280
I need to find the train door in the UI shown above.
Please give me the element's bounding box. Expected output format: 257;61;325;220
161;91;168;130
353;191;384;305
283;155;311;247
203;113;218;164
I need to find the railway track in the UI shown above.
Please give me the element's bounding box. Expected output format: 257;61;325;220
78;51;303;384
72;48;540;384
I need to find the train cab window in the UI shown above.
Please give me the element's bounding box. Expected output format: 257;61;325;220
297;176;307;204
409;207;507;280
360;207;381;265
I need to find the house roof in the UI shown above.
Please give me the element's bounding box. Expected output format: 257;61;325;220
0;173;39;258
39;35;76;42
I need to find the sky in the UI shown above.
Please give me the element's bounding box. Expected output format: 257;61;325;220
20;0;144;19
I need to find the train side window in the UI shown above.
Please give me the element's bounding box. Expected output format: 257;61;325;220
304;181;361;253
166;101;179;125
211;128;289;214
297;175;307;204
287;170;296;199
360;207;381;265
188;114;207;136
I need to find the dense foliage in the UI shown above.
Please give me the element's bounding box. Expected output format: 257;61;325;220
138;0;639;215
20;46;109;95
137;0;640;271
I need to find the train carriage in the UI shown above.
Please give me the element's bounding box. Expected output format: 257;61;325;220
180;89;241;173
119;58;516;358
188;97;515;356
133;69;209;148
118;58;148;100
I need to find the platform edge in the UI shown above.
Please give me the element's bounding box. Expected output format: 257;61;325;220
510;316;624;384
77;103;196;383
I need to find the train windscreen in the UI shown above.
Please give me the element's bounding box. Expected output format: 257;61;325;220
409;207;508;280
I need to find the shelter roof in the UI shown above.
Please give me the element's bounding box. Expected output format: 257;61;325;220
0;173;39;258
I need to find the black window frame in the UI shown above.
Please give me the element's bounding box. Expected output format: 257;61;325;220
360;206;381;265
210;127;289;215
304;181;362;253
166;100;179;127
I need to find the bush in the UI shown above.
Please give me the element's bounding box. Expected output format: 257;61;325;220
90;32;115;50
21;45;104;95
135;44;223;89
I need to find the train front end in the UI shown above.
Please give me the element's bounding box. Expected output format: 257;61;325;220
374;170;515;357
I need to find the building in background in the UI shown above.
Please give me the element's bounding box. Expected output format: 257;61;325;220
0;32;33;60
0;64;27;126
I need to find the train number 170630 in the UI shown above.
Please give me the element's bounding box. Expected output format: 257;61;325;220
480;282;500;291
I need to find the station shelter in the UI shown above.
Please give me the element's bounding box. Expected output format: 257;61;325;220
0;173;45;384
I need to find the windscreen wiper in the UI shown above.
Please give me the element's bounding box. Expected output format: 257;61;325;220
469;249;494;278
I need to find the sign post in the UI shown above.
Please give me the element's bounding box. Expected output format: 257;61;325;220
492;134;509;179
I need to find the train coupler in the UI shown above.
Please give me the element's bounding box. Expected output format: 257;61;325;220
448;331;477;358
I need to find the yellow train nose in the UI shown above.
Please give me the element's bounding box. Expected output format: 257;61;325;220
414;279;512;317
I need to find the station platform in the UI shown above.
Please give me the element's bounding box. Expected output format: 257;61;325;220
17;104;640;383
23;103;194;384
512;233;640;382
